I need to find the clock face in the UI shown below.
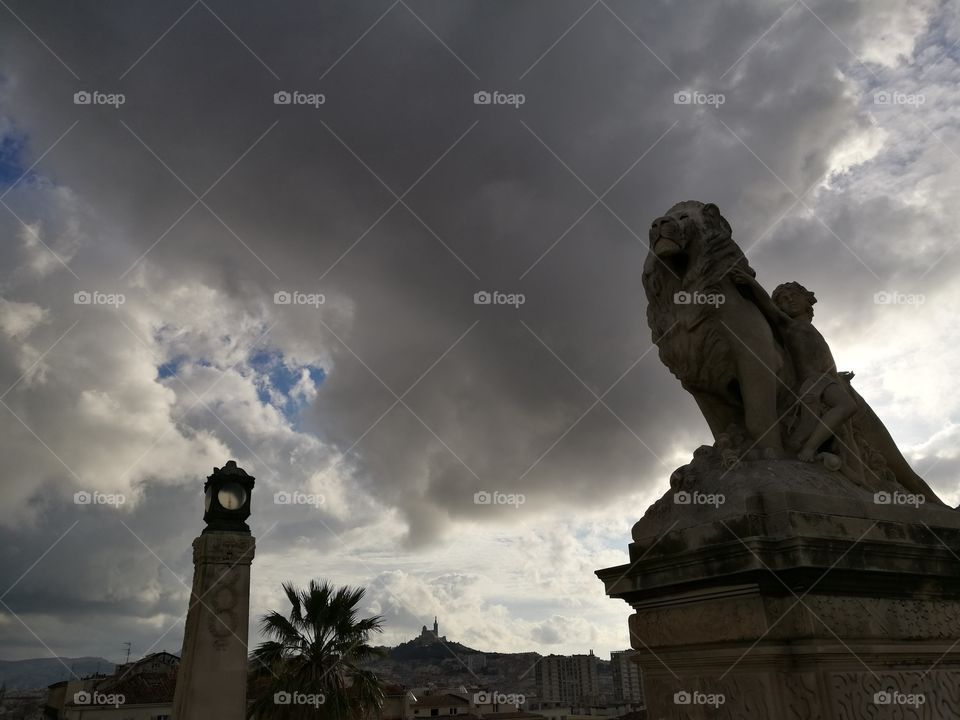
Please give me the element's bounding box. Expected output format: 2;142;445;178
217;482;247;511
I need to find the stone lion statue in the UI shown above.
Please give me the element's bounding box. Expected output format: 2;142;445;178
643;200;943;503
643;200;794;454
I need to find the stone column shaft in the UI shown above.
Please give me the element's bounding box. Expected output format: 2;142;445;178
173;532;255;720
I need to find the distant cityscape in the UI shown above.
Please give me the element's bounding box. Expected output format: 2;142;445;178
1;619;645;720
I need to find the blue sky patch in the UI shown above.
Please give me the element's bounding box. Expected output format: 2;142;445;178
248;349;325;419
157;355;186;379
0;133;27;188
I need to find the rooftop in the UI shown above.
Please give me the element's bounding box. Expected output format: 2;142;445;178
413;693;470;708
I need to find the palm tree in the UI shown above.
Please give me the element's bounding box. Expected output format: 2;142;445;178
249;579;385;720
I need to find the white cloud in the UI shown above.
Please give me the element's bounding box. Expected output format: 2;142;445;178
0;0;956;665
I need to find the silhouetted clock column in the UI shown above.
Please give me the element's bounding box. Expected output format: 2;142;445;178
173;461;256;720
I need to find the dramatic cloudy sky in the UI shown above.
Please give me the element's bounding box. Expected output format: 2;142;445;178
1;0;959;673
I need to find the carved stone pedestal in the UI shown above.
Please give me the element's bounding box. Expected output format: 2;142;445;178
173;532;256;720
596;451;960;719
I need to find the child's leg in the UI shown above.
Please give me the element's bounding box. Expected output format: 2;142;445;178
799;383;858;461
787;389;820;451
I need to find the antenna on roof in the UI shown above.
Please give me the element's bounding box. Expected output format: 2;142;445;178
122;642;132;665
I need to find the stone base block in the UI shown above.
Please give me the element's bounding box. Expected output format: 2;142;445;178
597;453;960;719
629;592;960;718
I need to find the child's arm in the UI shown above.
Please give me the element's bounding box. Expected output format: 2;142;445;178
730;267;790;327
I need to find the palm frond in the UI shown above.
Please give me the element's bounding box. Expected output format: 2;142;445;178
249;578;385;720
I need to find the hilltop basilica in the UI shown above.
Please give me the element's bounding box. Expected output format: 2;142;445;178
417;617;447;644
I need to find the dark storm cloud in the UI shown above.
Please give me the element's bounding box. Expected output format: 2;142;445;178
1;0;957;660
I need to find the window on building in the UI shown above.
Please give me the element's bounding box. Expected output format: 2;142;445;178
431;709;439;716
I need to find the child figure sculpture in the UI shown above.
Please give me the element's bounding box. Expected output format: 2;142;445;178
731;269;858;462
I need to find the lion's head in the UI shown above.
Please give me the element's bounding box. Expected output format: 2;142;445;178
644;201;738;278
643;200;753;304
643;201;755;381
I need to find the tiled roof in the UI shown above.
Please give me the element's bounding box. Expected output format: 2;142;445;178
79;672;176;705
414;694;470;707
